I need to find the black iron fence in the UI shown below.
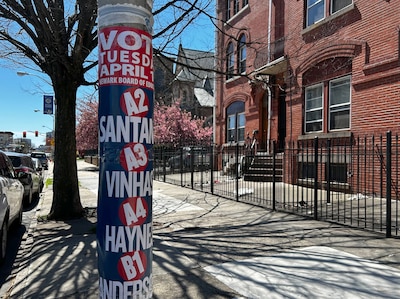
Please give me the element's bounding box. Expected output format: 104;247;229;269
154;131;400;237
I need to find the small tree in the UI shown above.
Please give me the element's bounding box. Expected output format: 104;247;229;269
76;100;98;154
154;102;212;146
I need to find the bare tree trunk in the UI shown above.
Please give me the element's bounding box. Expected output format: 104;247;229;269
48;79;83;220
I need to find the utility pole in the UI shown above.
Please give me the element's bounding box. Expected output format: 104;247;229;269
97;1;154;298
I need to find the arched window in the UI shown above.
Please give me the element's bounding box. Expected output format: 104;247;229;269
226;42;234;80
226;101;245;142
238;34;246;74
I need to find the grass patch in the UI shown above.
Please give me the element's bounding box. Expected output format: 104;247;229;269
45;178;53;188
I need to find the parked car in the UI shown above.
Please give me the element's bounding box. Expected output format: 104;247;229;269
31;157;44;192
0;151;24;264
31;151;48;170
5;152;42;205
168;147;211;170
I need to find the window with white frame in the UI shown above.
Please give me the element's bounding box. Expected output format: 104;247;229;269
306;0;325;27
306;0;353;27
329;76;351;130
243;0;248;6
226;101;245;142
234;0;240;14
226;42;234;80
237;112;245;141
238;34;246;74
227;114;236;142
305;75;351;133
226;0;231;20
305;84;323;132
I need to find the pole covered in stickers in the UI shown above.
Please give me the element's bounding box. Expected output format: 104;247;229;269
97;1;154;298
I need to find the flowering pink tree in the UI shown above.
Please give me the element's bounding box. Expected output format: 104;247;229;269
76;101;212;152
154;102;212;146
76;100;99;153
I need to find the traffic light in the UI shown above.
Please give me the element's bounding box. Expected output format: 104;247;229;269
35;130;38;137
23;131;26;138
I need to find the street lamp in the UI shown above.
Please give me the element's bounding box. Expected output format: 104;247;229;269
42;125;53;131
34;109;54;118
17;71;52;85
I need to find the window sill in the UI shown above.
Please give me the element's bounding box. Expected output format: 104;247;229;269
225;5;250;26
297;178;350;191
225;76;242;84
298;131;352;141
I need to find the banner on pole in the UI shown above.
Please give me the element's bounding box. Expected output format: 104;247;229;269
43;95;54;115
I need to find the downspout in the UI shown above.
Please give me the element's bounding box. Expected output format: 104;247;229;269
213;13;217;146
268;0;272;65
267;0;273;154
267;83;272;155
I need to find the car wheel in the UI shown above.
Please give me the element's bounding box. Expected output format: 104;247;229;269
0;219;8;264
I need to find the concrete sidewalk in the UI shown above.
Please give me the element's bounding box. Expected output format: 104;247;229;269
5;160;400;298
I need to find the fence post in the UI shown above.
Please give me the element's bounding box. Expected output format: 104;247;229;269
162;147;166;182
272;141;276;211
386;131;392;237
180;147;184;187
190;147;194;189
326;139;331;204
210;143;214;194
236;142;239;201
314;137;319;220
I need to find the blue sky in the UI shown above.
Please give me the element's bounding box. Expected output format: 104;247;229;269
0;70;56;147
0;1;215;148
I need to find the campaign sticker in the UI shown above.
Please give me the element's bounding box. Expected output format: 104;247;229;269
118;197;149;227
120;142;149;172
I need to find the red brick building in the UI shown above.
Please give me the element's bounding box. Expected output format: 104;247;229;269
216;0;400;187
215;0;286;153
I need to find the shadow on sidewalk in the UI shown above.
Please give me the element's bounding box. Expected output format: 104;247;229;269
11;215;98;298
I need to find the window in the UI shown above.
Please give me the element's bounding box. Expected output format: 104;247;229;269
227;114;236;142
306;0;324;27
226;0;231;20
226;101;245;142
243;0;248;6
226;42;234;80
305;75;351;133
238;34;246;74
234;0;240;14
237;113;246;141
331;0;352;14
306;0;353;27
327;163;347;183
299;162;315;179
305;84;323;132
329;76;350;130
